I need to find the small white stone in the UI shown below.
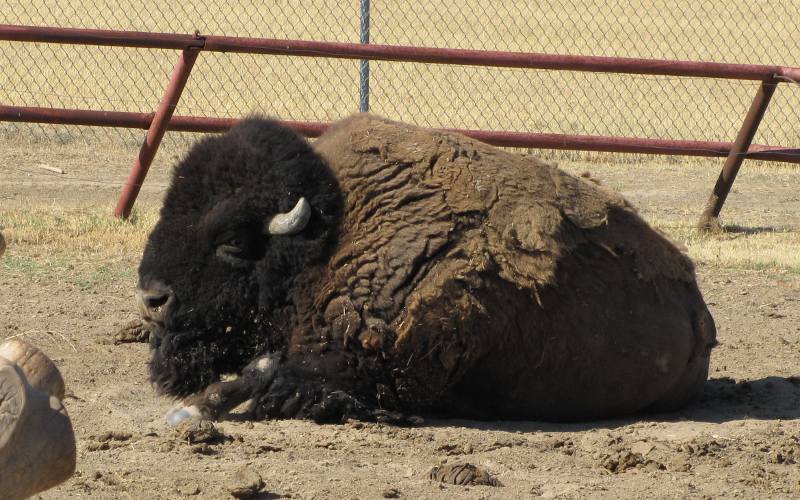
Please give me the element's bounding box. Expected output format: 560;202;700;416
165;405;201;426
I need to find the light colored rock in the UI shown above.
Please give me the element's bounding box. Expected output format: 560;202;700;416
0;341;76;500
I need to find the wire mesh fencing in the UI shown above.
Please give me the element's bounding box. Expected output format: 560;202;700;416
1;1;799;160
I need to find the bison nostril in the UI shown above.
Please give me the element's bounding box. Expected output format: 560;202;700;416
145;294;170;311
136;281;175;323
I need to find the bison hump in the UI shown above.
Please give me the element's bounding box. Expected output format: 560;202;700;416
313;115;693;310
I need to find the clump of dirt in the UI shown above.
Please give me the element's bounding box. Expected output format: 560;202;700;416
677;438;727;458
382;487;401;498
668;454;692;472
436;443;474;456
173;420;228;445
577;434;666;473
428;463;503;486
483;437;528;452
85;430;133;452
600;450;665;473
112;319;149;344
767;436;800;465
536;437;576;455
226;465;266;499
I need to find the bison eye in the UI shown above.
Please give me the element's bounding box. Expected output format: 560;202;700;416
215;243;251;267
217;243;243;255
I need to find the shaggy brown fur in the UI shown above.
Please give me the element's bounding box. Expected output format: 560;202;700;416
304;115;715;420
140;114;716;423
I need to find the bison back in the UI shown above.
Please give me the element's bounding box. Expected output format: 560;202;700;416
311;114;715;420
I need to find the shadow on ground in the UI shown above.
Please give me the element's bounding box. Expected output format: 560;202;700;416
681;375;800;422
721;224;793;235
426;376;800;433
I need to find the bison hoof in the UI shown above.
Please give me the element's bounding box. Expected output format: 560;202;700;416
165;404;203;426
310;391;424;425
309;390;369;423
372;409;425;426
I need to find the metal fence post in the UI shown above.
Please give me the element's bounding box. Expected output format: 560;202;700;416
359;0;370;112
113;47;200;219
697;80;778;231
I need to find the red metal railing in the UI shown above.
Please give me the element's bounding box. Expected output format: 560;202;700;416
2;105;797;162
1;24;798;226
3;24;799;80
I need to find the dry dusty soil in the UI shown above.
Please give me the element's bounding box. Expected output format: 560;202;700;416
1;142;800;499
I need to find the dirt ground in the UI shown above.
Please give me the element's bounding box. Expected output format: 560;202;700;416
2;141;800;499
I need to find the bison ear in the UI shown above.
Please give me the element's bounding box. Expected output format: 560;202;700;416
265;197;312;235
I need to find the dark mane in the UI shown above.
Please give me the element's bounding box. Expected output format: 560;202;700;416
139;116;343;397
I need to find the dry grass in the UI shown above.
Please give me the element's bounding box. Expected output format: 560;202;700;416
0;206;158;286
0;206;157;252
656;223;800;274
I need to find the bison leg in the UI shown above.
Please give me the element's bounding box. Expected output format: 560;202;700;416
167;349;419;425
166;352;281;425
244;353;421;425
247;357;369;423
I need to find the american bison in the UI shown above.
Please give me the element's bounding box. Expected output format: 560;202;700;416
137;114;716;424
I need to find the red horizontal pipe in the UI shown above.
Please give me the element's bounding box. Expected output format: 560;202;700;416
1;24;799;81
202;36;798;82
0;105;328;136
2;105;798;163
0;24;203;49
446;128;800;162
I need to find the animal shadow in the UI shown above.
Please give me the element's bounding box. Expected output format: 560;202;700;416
424;376;800;432
678;375;800;422
719;224;790;235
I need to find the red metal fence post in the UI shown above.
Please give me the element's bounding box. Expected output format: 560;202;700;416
113;47;200;219
697;80;778;230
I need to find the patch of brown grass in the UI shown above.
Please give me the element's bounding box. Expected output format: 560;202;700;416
653;221;800;274
0;206;158;286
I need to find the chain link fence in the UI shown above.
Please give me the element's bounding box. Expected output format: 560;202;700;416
1;1;799;160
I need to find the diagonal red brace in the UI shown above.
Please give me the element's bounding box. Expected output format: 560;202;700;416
113;47;200;218
698;80;778;230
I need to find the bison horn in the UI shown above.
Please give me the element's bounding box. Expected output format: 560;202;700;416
266;197;312;235
0;340;76;500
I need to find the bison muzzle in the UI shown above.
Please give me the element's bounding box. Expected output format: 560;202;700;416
137;114;716;424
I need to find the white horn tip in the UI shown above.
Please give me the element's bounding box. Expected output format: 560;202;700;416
267;197;312;235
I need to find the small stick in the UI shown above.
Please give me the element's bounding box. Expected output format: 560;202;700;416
36;164;65;174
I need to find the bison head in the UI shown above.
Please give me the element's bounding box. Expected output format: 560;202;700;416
137;118;343;397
